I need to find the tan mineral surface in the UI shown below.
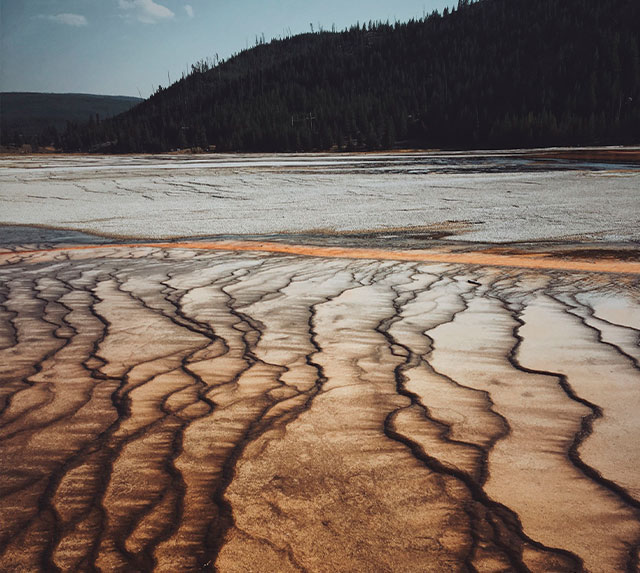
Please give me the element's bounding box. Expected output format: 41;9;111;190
1;242;639;572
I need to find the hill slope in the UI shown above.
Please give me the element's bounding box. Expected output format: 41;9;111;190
0;93;141;145
65;0;639;152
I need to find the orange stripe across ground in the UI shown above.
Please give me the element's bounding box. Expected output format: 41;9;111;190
1;240;639;274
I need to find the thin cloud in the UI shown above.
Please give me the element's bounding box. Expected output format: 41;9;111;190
118;0;175;24
39;13;88;27
185;5;194;19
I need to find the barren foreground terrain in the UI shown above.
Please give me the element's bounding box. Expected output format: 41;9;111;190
1;242;639;572
1;151;639;572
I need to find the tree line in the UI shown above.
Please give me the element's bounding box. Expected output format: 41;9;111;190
54;0;640;152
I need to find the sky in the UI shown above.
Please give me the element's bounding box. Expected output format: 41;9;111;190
1;0;455;98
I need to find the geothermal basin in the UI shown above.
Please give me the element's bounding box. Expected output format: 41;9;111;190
0;150;639;572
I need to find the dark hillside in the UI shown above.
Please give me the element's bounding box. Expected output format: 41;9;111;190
63;0;639;152
0;93;141;147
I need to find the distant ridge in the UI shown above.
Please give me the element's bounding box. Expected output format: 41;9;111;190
45;0;640;151
0;92;142;145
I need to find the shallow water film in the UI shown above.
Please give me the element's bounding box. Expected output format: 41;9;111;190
0;245;639;572
0;151;639;572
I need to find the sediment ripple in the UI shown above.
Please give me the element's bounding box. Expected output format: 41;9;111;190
0;246;638;572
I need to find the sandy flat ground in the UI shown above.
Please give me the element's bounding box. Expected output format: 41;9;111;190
0;151;639;572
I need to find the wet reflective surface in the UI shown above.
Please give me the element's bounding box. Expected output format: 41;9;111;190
1;150;639;572
0;245;639;572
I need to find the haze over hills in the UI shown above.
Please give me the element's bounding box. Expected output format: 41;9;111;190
0;93;141;146
34;0;640;152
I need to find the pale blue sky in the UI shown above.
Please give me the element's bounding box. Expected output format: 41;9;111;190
1;0;454;97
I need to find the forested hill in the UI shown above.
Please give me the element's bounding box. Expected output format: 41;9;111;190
63;0;639;153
